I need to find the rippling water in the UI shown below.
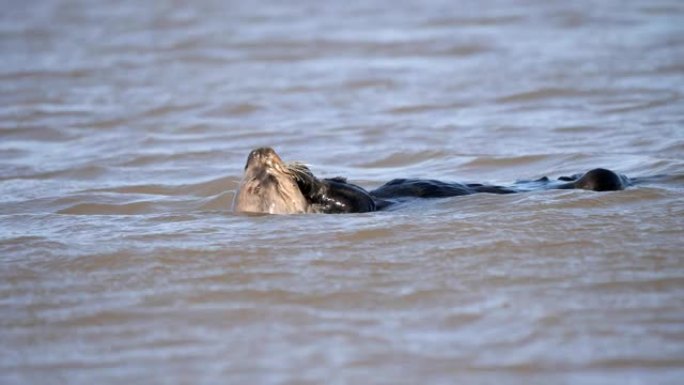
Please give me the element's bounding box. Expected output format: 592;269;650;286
2;0;684;383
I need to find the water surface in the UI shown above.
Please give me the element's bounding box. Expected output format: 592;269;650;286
1;0;684;384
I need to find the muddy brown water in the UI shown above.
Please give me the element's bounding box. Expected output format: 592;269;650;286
1;0;684;384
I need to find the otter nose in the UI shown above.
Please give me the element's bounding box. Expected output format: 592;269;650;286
245;147;279;169
250;147;276;159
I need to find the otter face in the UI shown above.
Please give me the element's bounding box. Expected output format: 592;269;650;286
233;147;310;214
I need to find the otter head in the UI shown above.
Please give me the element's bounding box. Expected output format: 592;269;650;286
574;168;627;191
233;147;311;214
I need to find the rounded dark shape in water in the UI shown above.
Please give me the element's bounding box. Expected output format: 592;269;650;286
572;168;628;191
233;148;632;215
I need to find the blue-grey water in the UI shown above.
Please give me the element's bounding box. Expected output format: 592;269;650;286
1;0;683;384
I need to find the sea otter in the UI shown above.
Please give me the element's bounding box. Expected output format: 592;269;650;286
233;147;630;215
233;147;376;214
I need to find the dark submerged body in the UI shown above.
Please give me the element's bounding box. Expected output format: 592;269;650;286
297;176;377;214
302;168;631;214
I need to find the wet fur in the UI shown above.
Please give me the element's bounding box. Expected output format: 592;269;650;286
233;148;311;214
288;164;376;213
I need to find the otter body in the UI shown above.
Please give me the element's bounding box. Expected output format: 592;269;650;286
300;177;377;214
233;147;630;215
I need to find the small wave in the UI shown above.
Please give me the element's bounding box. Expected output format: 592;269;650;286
234;39;491;62
528;187;671;211
421;15;523;27
586;357;684;370
120;150;231;167
0;68;93;81
202;102;261;117
496;88;590;103
0;236;68;260
57;201;157;215
274;79;394;94
88;184;179;196
0;126;75;142
461;154;554;169
656;140;684;155
85;116;133;130
355;150;450;168
82;176;238;197
52;165;109;180
553;125;599;133
334;227;396;242
0;236;66;249
581;276;684;293
343;79;395;90
386;102;465;115
0;164;109;181
601;93;680;114
0;103;92;122
135;101;204;120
